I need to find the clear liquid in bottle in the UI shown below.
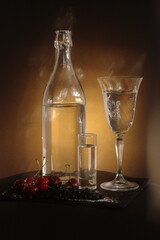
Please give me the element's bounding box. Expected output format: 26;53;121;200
42;103;85;181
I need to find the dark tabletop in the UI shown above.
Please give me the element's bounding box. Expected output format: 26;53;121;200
0;171;159;240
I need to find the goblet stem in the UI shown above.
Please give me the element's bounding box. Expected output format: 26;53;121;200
115;136;125;184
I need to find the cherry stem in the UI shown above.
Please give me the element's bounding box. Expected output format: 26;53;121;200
33;158;48;178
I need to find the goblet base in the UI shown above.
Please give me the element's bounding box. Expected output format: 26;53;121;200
100;179;139;191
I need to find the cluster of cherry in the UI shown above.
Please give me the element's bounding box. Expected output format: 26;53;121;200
2;175;104;201
13;175;77;196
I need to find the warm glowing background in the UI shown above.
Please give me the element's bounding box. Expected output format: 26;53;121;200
0;0;159;191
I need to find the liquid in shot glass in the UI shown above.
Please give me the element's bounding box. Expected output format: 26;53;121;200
78;133;97;189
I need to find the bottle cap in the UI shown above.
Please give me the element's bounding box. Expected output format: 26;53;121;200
54;30;72;49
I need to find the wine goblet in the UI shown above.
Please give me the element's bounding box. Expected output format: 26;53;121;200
98;76;143;191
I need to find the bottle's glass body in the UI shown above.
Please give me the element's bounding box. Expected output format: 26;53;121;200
42;30;86;182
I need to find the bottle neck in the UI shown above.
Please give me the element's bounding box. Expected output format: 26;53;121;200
55;47;72;68
54;30;73;69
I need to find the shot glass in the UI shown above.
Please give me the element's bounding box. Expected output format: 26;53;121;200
78;133;97;189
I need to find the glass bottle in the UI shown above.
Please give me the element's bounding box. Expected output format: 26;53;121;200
42;30;86;182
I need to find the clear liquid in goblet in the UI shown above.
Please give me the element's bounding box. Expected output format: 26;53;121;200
103;91;137;136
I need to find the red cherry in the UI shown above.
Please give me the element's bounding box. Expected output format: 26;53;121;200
37;176;49;191
37;176;49;184
49;176;62;185
14;179;27;192
25;184;39;196
68;178;78;187
25;177;36;185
